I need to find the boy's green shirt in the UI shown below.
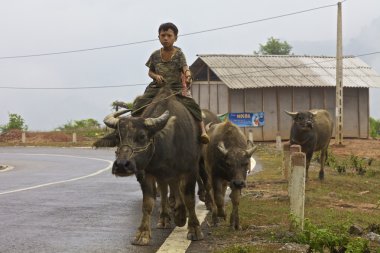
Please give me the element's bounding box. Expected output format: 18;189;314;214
146;47;187;92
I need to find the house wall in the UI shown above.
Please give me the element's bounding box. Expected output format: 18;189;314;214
192;82;369;141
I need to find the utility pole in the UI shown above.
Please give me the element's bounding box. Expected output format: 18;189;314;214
335;1;344;145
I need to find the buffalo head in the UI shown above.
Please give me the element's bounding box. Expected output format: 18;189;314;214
217;141;257;189
285;110;317;130
103;110;172;178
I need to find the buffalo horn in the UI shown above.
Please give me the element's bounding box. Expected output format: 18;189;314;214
144;110;170;128
246;146;257;157
103;109;130;128
217;141;228;156
284;110;298;117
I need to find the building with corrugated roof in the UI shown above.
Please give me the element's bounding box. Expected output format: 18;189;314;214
190;54;380;141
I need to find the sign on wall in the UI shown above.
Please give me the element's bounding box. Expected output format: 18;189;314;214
218;112;265;127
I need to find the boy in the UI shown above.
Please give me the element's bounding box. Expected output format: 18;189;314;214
133;22;209;144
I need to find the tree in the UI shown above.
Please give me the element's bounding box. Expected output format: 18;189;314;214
255;37;293;55
57;118;100;131
370;117;380;138
0;113;28;133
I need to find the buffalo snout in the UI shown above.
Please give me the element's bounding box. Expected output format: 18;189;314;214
230;180;246;189
112;159;136;177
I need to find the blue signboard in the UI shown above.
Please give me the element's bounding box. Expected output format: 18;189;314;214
227;112;265;127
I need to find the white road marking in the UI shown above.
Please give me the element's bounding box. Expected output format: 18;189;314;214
0;153;112;195
0;166;14;173
156;202;209;253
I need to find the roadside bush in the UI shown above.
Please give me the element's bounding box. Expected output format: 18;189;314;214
55;118;104;138
294;219;371;253
0;113;28;133
369;117;380;138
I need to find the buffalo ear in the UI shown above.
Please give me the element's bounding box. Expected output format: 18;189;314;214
284;110;298;118
93;131;120;148
217;141;228;156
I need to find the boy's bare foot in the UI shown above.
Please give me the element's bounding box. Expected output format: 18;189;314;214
201;133;210;144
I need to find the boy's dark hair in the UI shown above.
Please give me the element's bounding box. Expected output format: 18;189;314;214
158;22;178;36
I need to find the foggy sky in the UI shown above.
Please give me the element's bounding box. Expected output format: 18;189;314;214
0;0;379;130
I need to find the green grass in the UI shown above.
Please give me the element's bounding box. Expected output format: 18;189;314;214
208;144;380;253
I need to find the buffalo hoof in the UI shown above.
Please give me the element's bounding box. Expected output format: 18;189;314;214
319;171;325;180
230;214;241;230
198;190;206;202
187;225;204;241
217;209;226;220
174;204;187;227
168;196;175;210
157;216;171;229
132;230;151;246
229;224;242;231
211;213;220;227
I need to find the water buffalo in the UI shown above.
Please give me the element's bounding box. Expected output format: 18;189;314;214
202;121;256;230
95;88;203;245
196;109;222;202
285;109;333;180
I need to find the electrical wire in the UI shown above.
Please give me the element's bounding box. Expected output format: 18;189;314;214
0;2;339;60
0;50;378;90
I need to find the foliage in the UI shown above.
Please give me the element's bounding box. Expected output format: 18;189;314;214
0;113;28;133
254;37;292;55
345;237;370;253
313;150;372;175
56;118;102;137
294;219;349;253
370;117;380;138
293;219;372;253
111;101;133;110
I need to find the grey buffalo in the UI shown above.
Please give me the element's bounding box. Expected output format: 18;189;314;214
202;121;256;230
285;109;333;180
94;88;203;245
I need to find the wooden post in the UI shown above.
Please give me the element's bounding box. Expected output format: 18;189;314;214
72;132;77;143
289;151;306;230
288;145;301;193
335;1;344;145
282;142;291;180
276;132;282;150
21;132;26;143
248;129;253;144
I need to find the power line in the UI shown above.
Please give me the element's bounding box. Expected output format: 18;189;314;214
0;83;146;90
0;50;379;90
0;2;339;60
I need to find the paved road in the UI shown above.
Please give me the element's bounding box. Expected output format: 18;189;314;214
0;147;174;253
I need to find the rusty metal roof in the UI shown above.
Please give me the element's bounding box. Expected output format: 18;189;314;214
194;54;380;89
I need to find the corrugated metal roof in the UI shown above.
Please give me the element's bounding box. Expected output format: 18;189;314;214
194;54;380;89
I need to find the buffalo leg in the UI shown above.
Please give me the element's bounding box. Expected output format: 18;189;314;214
170;181;187;227
132;174;155;246
182;174;204;241
202;167;218;226
305;151;313;180
156;181;171;229
213;178;227;221
197;159;207;202
319;147;328;180
229;188;242;230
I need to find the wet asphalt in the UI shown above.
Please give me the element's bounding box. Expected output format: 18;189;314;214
0;147;174;253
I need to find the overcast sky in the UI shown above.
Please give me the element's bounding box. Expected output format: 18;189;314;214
0;0;379;131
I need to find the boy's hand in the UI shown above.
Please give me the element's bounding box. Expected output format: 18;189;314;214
155;74;165;84
185;75;192;85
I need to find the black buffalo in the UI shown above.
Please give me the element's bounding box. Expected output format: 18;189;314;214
285;109;333;180
95;88;203;245
202;121;256;230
